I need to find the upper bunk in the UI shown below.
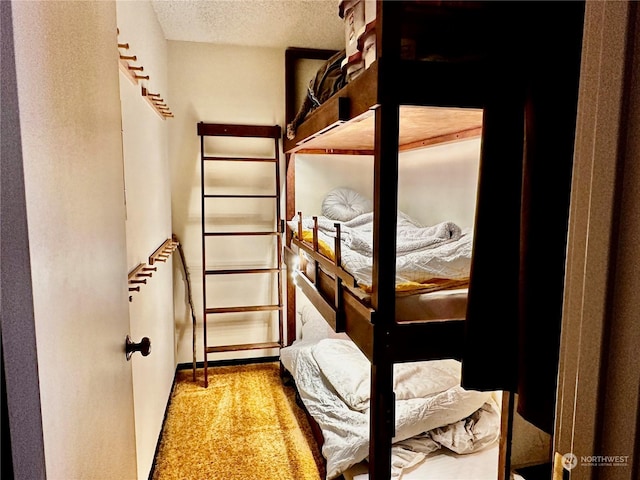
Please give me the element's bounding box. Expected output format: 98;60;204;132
287;98;484;155
282;1;510;156
283;1;528;363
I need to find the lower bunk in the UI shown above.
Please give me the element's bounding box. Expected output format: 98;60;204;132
280;302;503;480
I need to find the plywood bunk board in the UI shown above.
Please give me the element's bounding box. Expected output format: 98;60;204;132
282;2;527;480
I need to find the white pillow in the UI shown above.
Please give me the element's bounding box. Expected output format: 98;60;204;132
321;187;372;222
311;338;465;411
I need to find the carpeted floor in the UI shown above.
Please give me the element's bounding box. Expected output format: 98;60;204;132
151;362;325;480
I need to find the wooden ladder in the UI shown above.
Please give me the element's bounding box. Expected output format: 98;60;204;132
197;122;283;387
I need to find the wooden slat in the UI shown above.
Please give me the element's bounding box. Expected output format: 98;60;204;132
203;156;277;162
292;237;356;288
203;231;279;237
203;194;277;199
205;305;281;314
204;268;280;275
197;122;281;139
399;126;482;151
315;269;372;321
205;342;281;354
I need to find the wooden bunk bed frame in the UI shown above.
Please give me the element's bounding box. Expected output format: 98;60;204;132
283;3;528;479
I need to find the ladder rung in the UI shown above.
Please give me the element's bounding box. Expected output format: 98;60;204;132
205;268;281;275
205;342;281;354
197;123;281;139
204;194;277;199
203;156;276;162
205;305;282;314
204;231;280;236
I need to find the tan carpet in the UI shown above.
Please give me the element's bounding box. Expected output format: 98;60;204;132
152;362;325;480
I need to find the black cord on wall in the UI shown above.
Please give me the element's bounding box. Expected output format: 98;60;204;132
173;234;197;381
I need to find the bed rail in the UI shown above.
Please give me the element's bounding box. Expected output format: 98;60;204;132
285;212;467;363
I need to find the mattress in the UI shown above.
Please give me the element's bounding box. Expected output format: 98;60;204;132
304;260;468;322
344;442;500;480
290;209;473;295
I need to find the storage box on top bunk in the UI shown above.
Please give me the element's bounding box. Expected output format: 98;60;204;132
339;0;365;56
340;0;377;66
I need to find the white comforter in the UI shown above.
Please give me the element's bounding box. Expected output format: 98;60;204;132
289;212;473;289
280;336;500;479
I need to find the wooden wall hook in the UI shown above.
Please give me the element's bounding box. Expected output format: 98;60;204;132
141;87;173;121
149;238;179;265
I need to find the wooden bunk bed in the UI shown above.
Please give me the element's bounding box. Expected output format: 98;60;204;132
282;2;531;479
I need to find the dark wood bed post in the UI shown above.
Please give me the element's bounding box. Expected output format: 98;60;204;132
284;49;296;347
284;48;337;347
285;153;296;346
368;3;402;479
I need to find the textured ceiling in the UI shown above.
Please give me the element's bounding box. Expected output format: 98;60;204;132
151;0;344;50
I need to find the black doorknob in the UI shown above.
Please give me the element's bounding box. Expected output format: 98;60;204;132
125;335;151;361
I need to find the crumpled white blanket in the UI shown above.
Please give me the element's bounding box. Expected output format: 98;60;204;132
280;338;500;480
312;338;463;411
288;212;473;288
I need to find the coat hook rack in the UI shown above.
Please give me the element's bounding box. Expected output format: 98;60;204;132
117;38;146;86
127;237;177;302
117;29;173;119
142;86;174;120
149;238;179;265
127;263;147;301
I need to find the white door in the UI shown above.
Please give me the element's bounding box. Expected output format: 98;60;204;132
11;1;138;479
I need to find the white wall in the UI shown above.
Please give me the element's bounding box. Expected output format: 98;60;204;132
295;137;481;229
115;1;175;478
167;41;285;364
